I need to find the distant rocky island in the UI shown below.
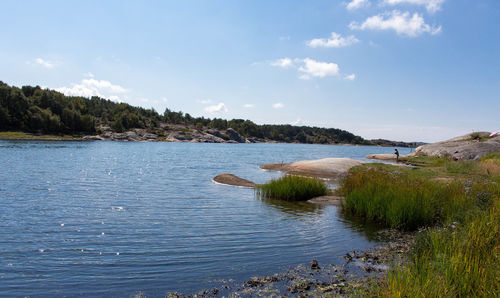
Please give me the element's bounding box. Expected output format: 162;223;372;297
0;81;417;146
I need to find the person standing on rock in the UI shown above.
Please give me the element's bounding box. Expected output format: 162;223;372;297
394;149;399;162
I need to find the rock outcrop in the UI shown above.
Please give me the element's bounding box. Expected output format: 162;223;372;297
89;129;159;142
213;173;256;188
83;126;267;143
260;158;364;178
167;130;226;143
226;128;246;143
414;132;500;160
207;129;227;140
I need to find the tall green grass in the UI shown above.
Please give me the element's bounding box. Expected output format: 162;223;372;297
255;175;327;201
381;198;499;297
404;155;450;167
445;159;481;175
343;163;500;297
340;167;473;230
480;152;500;162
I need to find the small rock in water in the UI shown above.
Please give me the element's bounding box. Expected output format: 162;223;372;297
310;259;320;270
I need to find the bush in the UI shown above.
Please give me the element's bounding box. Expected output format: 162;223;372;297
255;175;327;201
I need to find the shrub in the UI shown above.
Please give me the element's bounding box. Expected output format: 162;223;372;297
255;175;327;201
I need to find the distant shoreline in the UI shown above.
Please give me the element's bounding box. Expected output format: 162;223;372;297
0;131;418;147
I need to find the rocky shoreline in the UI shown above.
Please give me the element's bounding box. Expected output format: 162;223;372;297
165;229;414;297
82;125;266;143
366;132;500;161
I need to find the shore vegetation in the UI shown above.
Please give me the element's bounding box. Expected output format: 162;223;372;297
0;81;370;145
340;154;500;296
255;175;328;201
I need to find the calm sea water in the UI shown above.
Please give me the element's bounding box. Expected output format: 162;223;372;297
0;141;411;297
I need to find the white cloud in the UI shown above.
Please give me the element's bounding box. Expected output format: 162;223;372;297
270;57;294;68
382;0;445;13
162;97;168;103
349;10;442;37
205;102;228;113
108;95;121;103
346;0;370;10
197;99;212;105
84;72;94;78
291;118;302;125
298;58;340;80
271;58;344;80
345;74;356;80
55;78;128;101
29;58;54;69
307;32;359;48
279;36;291;41
243;104;255;108
273;102;285;109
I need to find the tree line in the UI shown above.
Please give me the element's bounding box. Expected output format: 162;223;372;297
0;81;369;144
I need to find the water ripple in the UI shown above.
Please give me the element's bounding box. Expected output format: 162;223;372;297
0;141;410;296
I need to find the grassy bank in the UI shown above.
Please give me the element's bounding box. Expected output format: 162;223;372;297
0;131;83;140
340;155;500;296
255;175;327;201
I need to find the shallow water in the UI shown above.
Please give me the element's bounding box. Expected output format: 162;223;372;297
0;141;411;297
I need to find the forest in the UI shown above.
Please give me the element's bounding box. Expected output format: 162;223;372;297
0;81;371;145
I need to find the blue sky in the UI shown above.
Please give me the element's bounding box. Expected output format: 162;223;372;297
1;0;499;142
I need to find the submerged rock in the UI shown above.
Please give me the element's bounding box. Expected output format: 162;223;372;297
213;173;256;188
308;195;344;206
311;259;320;270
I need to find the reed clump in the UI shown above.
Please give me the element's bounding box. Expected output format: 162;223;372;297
340;167;472;230
255;175;327;201
342;160;499;297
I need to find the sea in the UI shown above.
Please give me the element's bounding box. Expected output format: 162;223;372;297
0;141;412;297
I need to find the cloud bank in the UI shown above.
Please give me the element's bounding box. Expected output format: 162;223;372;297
55;78;128;101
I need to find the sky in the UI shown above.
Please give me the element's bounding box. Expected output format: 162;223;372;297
1;0;499;142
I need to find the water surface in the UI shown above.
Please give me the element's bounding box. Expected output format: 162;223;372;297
0;141;411;297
